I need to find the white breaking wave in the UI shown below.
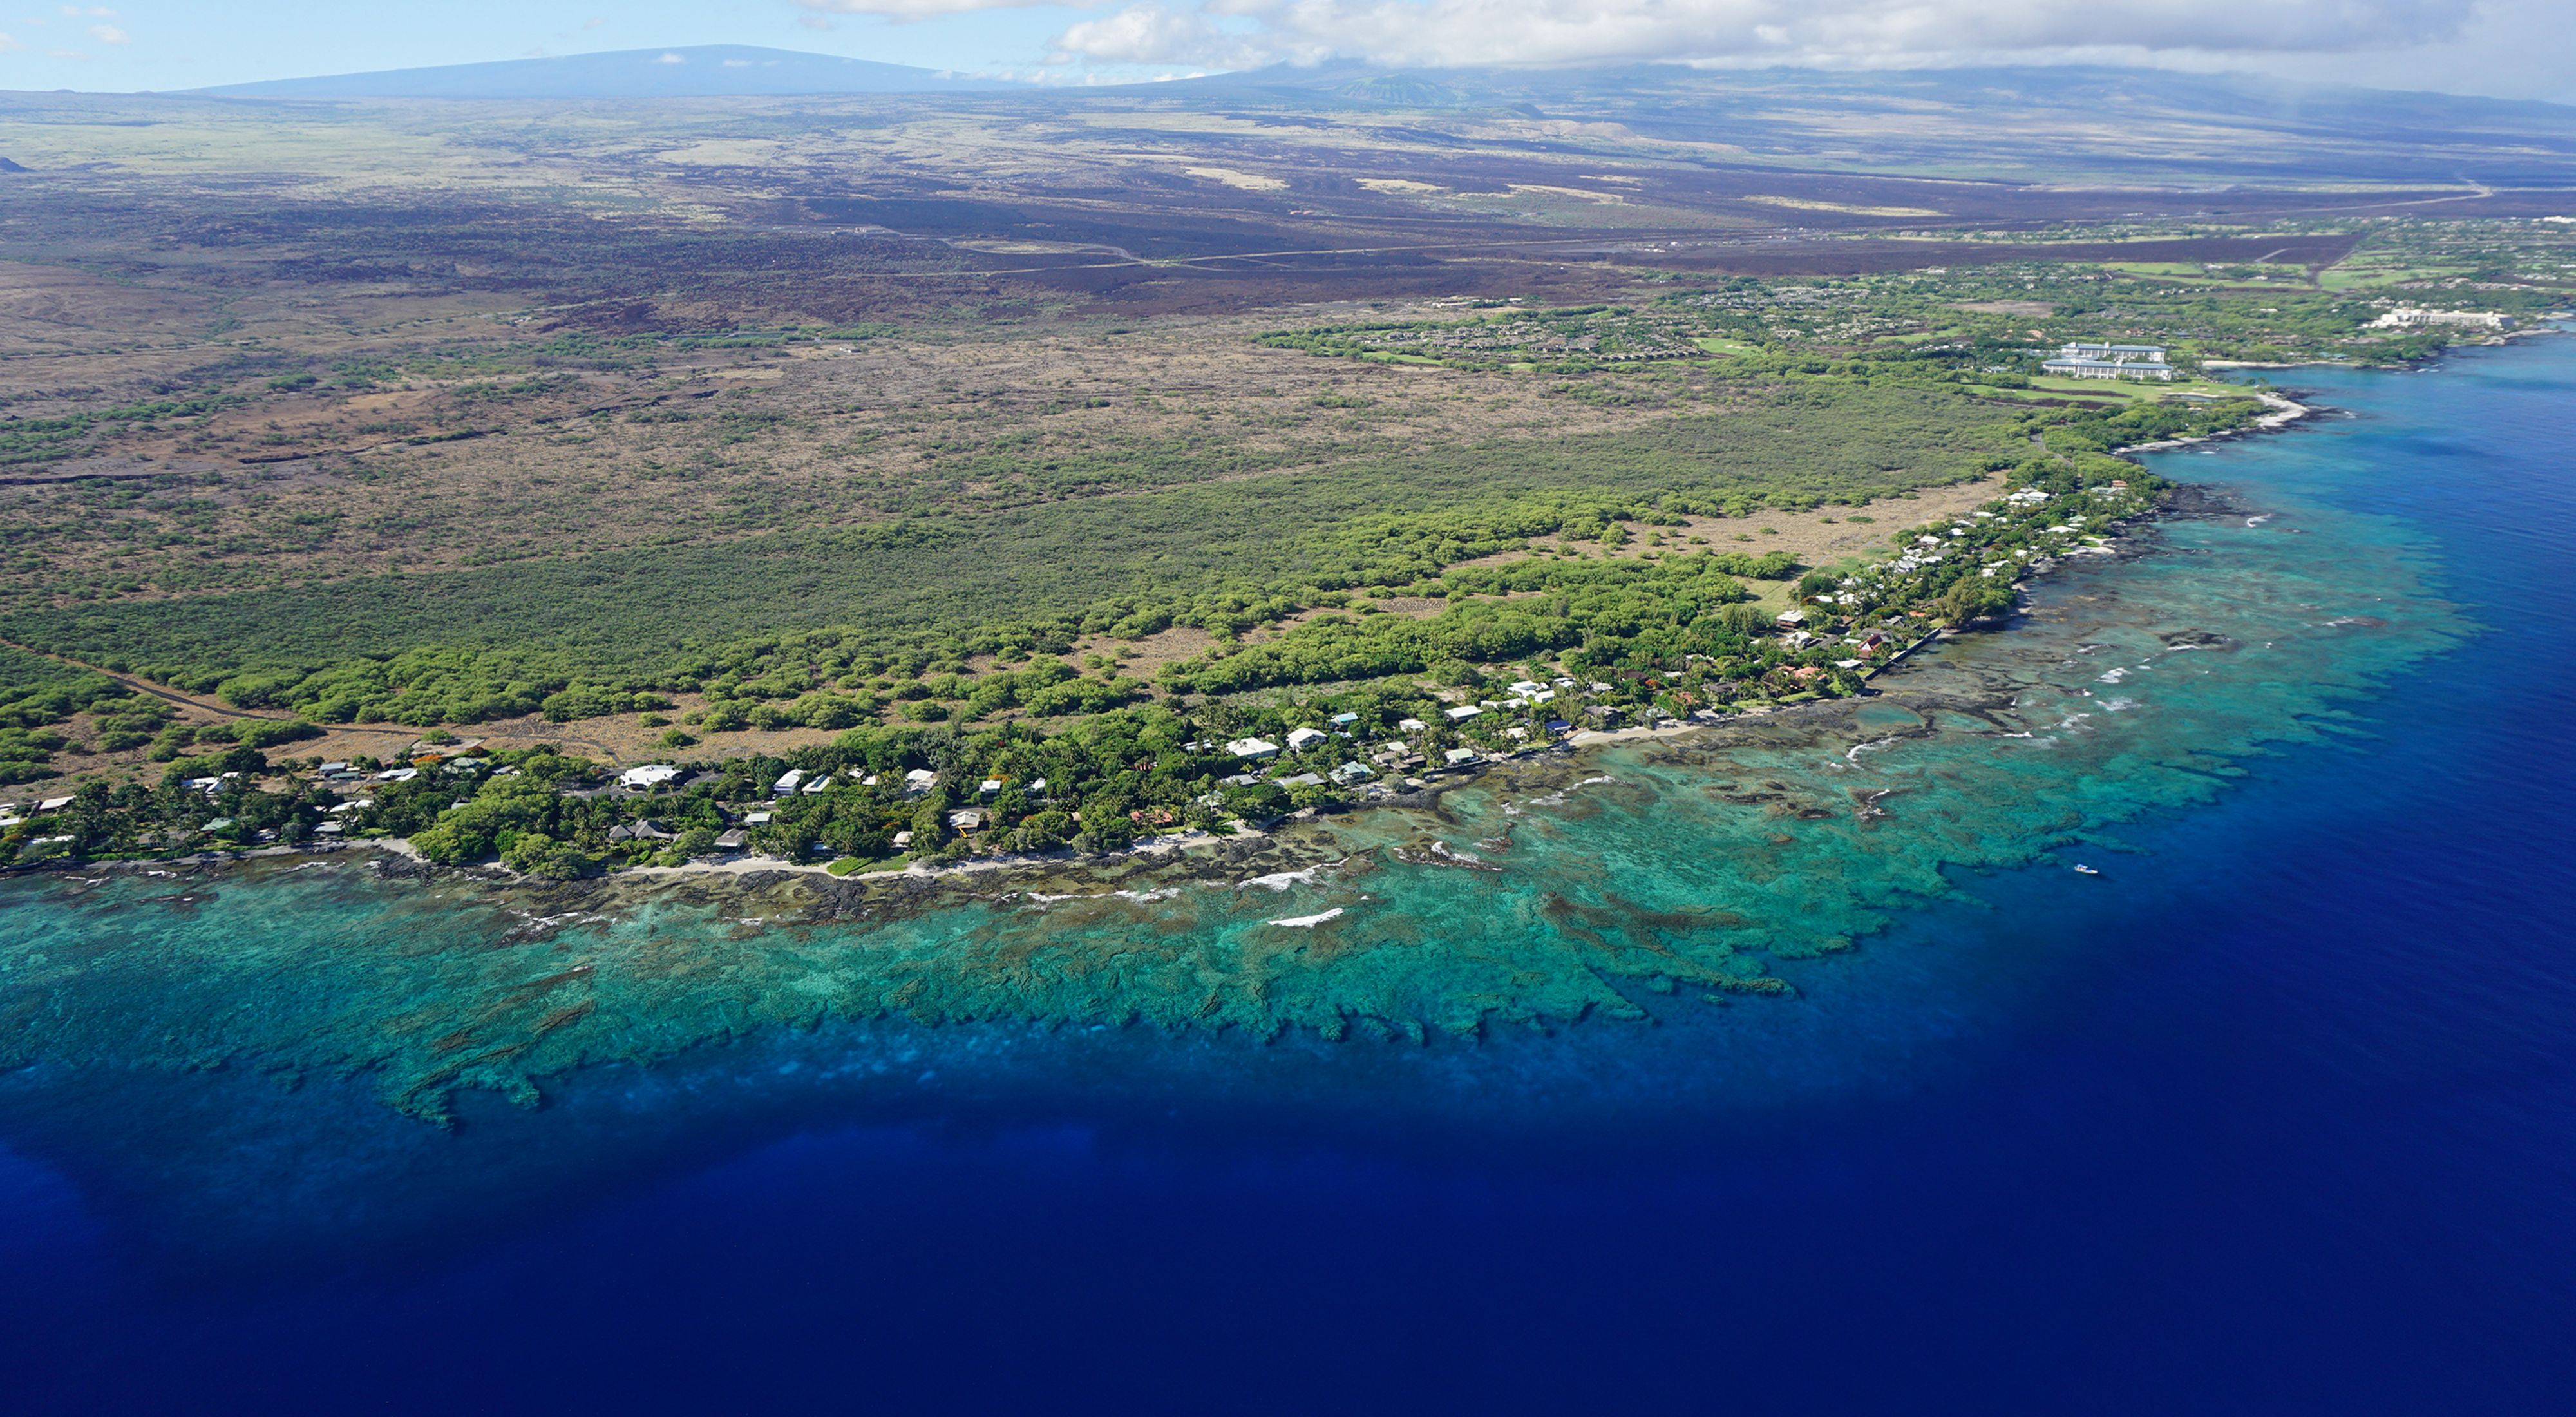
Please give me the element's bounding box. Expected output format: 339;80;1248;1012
1236;861;1341;892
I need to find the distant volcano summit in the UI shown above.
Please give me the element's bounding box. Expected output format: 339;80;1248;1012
195;46;1021;100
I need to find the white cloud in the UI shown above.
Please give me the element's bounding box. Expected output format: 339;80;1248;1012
583;17;607;30
87;22;126;44
2263;0;2575;102
1052;5;1276;67
800;0;1068;21
798;14;837;30
1047;0;2484;71
656;50;685;64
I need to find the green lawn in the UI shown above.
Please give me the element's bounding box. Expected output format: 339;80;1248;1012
2319;263;2476;292
2029;374;2245;400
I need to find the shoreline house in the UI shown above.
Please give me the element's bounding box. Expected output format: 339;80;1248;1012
2041;341;2175;381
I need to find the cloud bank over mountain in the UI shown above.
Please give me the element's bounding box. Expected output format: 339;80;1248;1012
5;0;2565;104
1024;0;2480;70
799;0;2555;103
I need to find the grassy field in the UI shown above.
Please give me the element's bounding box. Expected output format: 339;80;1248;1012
2022;375;2251;401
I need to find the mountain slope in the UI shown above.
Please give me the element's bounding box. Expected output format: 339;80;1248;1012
1133;62;2576;185
197;45;1018;99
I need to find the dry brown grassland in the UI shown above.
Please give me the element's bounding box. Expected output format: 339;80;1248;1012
1;294;1751;604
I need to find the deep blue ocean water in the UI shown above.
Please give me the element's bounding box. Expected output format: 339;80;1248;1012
5;336;2574;1414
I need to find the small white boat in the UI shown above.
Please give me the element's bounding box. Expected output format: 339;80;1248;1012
2073;864;2101;876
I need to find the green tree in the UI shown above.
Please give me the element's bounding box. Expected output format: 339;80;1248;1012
1938;578;2016;627
410;776;558;864
502;832;596;879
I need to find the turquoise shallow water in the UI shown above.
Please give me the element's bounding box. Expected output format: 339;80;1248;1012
2;335;2572;1412
0;441;2466;1125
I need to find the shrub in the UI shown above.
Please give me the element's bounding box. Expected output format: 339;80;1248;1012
502;832;596;879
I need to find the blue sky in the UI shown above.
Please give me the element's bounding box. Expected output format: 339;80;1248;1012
0;3;1102;86
1;1;2568;102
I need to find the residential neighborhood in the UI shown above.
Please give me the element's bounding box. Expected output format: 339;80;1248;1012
3;457;2158;877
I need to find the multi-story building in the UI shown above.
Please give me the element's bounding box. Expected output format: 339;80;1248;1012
2041;341;2175;381
2370;308;2512;330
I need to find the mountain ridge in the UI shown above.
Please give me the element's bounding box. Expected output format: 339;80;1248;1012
194;45;1021;99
